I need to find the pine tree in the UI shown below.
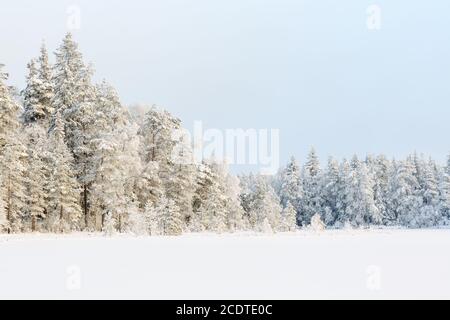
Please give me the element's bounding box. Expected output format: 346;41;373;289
278;157;302;210
417;159;440;227
0;64;21;153
143;202;161;236
89;82;140;232
0;65;27;232
52;33;97;227
322;157;340;226
335;159;351;226
160;196;183;236
23;125;49;231
248;176;282;232
439;165;450;224
0;133;28;233
299;148;323;226
139;107;195;226
343;161;379;227
22;44;54;125
192;162;226;232
388;159;421;227
22;59;42;124
280;201;297;232
370;155;393;224
47;111;82;232
0;176;8;232
219;164;245;232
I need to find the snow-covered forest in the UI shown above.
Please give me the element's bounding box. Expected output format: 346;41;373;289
0;34;449;235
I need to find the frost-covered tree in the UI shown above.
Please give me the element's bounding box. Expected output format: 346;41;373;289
248;176;281;232
280;201;297;232
0;176;8;232
343;161;379;227
164;131;196;226
322;157;340;226
219;164;245;232
388;159;421;227
439;162;450;224
299;148;323;226
23;125;49;231
335;159;351;227
103;212;117;236
278;157;302;210
192;162;225;232
138;106;181;164
47;111;82;232
138;107;195;225
369;155;393;224
52;33;97;225
0;134;27;233
416;159;441;227
89;82;140;231
0;66;27;232
143;202;161;236
0;64;21;153
160;196;183;236
22;43;54;125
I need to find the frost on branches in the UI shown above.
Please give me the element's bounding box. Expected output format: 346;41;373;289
0;34;450;236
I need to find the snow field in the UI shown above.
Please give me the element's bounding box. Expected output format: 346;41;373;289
1;229;450;300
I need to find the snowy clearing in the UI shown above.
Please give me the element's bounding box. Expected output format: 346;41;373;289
1;229;450;300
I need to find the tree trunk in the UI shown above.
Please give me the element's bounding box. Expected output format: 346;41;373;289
83;185;88;229
31;216;36;232
60;205;64;233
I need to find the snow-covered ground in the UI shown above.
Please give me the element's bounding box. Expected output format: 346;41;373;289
1;229;450;300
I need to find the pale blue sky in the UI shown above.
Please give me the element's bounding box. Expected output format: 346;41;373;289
1;0;449;169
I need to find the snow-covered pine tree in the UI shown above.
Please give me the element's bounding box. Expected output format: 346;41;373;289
322;157;340;226
218;163;245;232
192;162;226;232
102;211;117;236
143;202;161;236
416;159;441;227
23;125;49;232
0;133;28;233
248;175;282;232
138;106;181;164
388;158;421;227
138;107;195;227
335;159;351;227
0;65;27;232
22;59;42;124
299;148;323;226
37;43;54;119
165;128;196;227
89;82;141;232
280;201;297;232
0;64;21;153
0;176;8;232
343;160;379;227
278;157;302;211
47;111;82;232
439;158;450;224
369;155;393;225
22;44;54;125
52;33;97;227
160;196;183;236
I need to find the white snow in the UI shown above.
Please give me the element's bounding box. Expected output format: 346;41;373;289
1;229;450;300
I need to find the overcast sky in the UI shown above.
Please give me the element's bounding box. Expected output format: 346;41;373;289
1;0;449;170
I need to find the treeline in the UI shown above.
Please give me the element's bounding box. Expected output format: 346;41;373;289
260;150;450;229
0;34;449;235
